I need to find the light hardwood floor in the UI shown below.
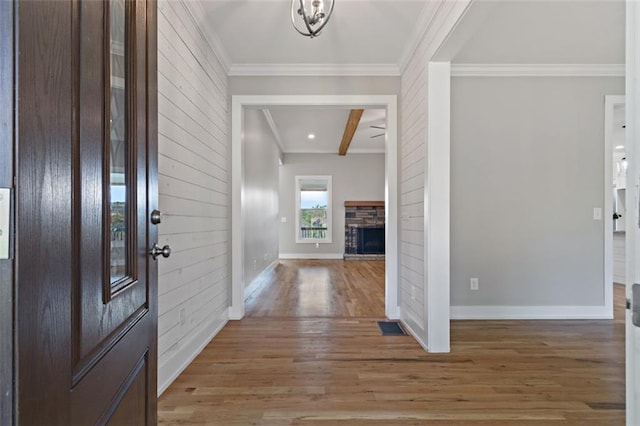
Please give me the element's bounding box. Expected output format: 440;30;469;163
158;260;626;425
245;260;385;318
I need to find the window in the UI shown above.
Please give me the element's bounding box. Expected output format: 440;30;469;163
295;176;332;243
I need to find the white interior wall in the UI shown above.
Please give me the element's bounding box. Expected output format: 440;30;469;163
278;153;385;258
243;109;280;287
157;0;230;394
398;0;471;350
450;76;623;318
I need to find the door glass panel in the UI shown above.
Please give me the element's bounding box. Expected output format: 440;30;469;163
109;0;127;284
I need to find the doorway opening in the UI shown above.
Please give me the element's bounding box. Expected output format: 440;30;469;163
230;95;398;321
605;96;625;317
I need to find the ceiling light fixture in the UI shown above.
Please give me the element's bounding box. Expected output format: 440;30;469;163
308;133;316;139
291;0;335;39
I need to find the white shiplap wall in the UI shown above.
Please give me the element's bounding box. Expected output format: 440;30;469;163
157;0;230;394
398;1;470;348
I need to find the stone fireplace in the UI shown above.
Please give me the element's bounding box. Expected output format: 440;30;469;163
344;201;385;260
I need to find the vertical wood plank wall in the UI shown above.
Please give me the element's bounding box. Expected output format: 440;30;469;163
156;0;230;392
398;1;471;347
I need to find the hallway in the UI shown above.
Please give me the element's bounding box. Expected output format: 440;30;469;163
244;260;385;318
158;260;625;425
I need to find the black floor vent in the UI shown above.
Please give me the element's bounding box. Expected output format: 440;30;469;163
377;321;407;336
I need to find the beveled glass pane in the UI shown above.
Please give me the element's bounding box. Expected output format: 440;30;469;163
109;0;127;284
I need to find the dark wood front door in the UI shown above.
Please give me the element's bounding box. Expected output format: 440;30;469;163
14;0;158;424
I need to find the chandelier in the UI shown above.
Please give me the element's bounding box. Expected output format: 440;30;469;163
291;0;335;38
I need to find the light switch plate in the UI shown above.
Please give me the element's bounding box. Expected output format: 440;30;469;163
0;188;9;259
593;207;602;220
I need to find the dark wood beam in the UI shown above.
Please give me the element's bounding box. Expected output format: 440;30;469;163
338;109;364;156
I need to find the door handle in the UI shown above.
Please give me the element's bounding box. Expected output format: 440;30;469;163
150;243;171;260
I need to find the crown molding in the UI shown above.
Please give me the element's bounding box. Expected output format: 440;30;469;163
285;149;341;154
344;148;386;154
451;63;625;77
228;63;400;77
284;148;385;155
398;0;445;75
182;1;231;74
261;109;285;153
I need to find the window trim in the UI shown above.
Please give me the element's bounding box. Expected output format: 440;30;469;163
295;175;332;244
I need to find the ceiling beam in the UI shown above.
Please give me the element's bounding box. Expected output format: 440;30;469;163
338;109;364;156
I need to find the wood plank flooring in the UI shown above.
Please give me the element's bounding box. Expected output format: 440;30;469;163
158;260;626;425
245;260;385;318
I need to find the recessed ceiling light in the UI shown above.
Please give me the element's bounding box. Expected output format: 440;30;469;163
616;145;625;150
308;134;315;140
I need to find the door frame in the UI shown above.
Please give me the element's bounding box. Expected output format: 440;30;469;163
0;0;14;424
230;95;399;320
604;95;624;318
424;61;451;353
626;1;640;423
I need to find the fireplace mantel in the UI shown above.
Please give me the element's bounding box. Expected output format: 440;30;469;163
344;201;384;207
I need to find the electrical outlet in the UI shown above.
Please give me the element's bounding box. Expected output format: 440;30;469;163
179;307;186;325
470;278;479;291
315;242;320;248
281;217;287;223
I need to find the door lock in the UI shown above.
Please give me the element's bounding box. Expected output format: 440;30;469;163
150;243;171;260
150;209;162;225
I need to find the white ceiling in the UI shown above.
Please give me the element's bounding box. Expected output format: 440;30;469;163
267;107;386;154
189;0;434;75
448;0;625;64
191;0;625;155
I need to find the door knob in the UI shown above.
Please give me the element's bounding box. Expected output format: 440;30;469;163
150;243;171;260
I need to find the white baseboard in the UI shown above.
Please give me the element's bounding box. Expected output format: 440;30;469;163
228;306;243;320
279;253;344;260
450;305;613;320
158;308;229;396
244;259;279;300
398;307;430;353
402;321;429;353
386;305;400;320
